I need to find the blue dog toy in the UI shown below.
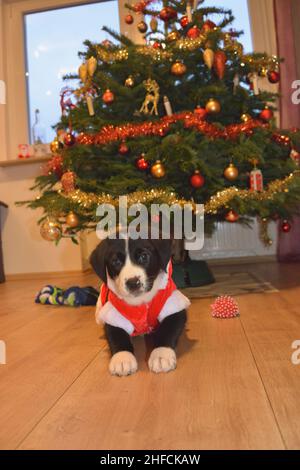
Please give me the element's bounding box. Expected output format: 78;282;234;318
35;285;99;307
35;285;64;305
63;286;99;307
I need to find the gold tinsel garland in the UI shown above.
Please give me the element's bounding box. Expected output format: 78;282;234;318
96;46;129;63
241;54;280;71
205;173;294;214
175;35;205;52
136;46;172;61
60;173;297;214
95;36;280;69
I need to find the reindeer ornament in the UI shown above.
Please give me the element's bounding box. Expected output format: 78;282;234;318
140;79;160;116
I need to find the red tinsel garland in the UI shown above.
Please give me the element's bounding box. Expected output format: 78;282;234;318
76;112;268;146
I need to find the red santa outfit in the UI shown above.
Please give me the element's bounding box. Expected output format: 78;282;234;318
95;263;190;336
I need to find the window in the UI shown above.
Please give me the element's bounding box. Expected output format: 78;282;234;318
204;0;253;52
24;1;120;144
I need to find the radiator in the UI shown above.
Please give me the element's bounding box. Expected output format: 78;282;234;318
190;219;278;260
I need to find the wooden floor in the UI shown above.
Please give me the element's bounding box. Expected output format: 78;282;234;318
1;261;300;450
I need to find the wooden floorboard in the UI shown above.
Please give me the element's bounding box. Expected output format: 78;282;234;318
238;289;300;450
0;275;104;450
18;300;284;450
1;263;300;450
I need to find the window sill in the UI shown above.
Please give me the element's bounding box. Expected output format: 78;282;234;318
0;155;51;168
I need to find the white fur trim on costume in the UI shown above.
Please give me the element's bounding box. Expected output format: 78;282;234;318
158;289;191;323
97;301;135;335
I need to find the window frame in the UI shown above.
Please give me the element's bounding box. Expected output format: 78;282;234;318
1;0;140;161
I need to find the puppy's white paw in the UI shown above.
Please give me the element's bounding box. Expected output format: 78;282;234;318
109;351;138;377
148;347;177;374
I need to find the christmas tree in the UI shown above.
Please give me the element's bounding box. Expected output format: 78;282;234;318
23;0;300;246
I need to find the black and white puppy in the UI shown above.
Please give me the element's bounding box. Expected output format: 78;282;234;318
90;236;190;376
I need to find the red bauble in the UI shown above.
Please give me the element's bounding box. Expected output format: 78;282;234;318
194;106;207;119
211;295;240;319
268;70;280;84
225;210;239;223
135;155;149;171
260;107;273;122
64;133;76;147
159;7;177;22
202;20;216;33
119;141;129;155
214;51;227;80
187;26;201;39
281;220;292;233
190;171;205;188
152;41;161;49
290;148;300;165
272;133;291;147
180;15;189;28
102;89;114;105
61;171;76;194
125;14;134;25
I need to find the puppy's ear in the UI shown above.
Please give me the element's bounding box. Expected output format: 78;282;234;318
151;239;172;272
90;239;108;282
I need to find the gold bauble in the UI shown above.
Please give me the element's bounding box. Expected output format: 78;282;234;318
137;20;148;33
87;56;97;76
171;61;187;76
66;211;79;228
40;218;62;242
258;67;268;77
78;63;88;83
224;163;239;181
50;138;62;154
203;48;214;70
125;75;134;87
232;41;244;56
241;113;252;123
151;160;166;179
167;30;180;42
206;98;221;114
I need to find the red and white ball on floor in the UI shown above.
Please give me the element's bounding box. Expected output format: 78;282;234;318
211;295;240;319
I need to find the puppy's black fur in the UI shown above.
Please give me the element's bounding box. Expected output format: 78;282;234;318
90;237;187;362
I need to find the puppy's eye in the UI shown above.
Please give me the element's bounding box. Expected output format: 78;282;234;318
137;252;149;265
111;256;123;268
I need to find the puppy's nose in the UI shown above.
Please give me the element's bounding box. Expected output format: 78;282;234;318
126;277;142;292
